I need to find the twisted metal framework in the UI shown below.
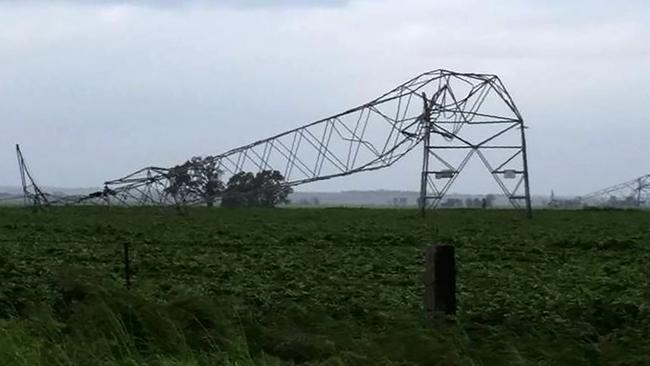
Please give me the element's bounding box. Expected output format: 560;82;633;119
581;175;650;208
13;144;49;206
8;145;113;206
416;72;531;215
16;70;532;214
103;167;175;205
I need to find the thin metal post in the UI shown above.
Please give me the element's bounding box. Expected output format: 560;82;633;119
419;93;431;217
16;144;28;207
519;122;533;218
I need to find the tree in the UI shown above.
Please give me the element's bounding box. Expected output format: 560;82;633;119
222;170;293;208
221;171;255;207
464;198;473;208
464;197;482;208
485;194;496;208
187;156;224;207
165;156;224;206
165;164;192;204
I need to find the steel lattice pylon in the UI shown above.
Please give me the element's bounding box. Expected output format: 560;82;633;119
15;70;533;214
581;175;650;208
416;72;531;216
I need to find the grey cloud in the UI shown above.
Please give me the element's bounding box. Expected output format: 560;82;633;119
0;0;648;195
0;0;350;8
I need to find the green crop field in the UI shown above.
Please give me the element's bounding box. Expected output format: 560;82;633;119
0;207;649;365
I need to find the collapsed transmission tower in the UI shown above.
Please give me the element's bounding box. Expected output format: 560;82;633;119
13;144;105;207
15;144;49;207
581;175;650;208
22;70;533;215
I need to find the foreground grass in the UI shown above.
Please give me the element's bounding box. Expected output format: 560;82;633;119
1;207;649;365
0;268;471;365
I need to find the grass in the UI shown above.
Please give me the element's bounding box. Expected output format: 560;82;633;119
0;207;649;365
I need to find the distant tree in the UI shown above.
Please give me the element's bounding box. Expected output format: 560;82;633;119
187;157;224;207
221;172;255;207
485;194;496;208
222;170;292;208
464;198;473;208
464;197;483;208
165;156;224;206
255;170;293;207
310;197;320;206
441;198;463;208
165;164;193;204
392;197;408;207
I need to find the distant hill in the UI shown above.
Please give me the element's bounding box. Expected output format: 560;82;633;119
0;186;21;195
289;190;550;208
0;186;100;196
0;186;551;208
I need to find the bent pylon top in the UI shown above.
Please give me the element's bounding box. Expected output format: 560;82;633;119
99;69;528;206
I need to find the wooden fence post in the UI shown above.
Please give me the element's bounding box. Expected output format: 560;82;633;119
424;244;456;321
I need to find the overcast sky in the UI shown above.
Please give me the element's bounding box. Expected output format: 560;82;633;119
1;0;648;195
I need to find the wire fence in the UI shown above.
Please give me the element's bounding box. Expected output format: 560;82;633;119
2;235;643;291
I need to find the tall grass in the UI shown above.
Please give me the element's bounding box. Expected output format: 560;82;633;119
0;269;481;365
0;269;287;366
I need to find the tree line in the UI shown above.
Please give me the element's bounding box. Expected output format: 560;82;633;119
163;156;292;207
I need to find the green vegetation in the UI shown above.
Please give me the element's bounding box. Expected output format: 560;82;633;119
164;155;292;208
0;207;649;365
222;171;293;208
